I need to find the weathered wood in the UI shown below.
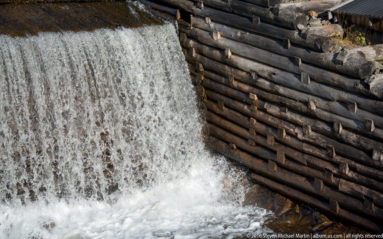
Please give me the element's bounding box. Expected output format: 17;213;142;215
189;16;379;82
274;0;345;19
247;172;383;232
200;62;383;139
190;6;338;52
336;44;383;63
184;48;383;153
338;179;383;208
141;0;180;19
241;0;292;7
151;0;196;13
181;36;383;116
193;0;307;30
207;108;308;166
185;43;383;131
204;134;383;220
202;92;383;189
253;78;383;148
205;94;383;182
207;120;337;185
202;85;381;170
366;74;383;99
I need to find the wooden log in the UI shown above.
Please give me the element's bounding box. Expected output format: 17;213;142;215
201;72;383;152
205;94;383;182
189;16;378;82
274;0;345;19
204;98;383;191
185;50;383;153
185;49;383;130
141;0;180;19
194;0;307;30
241;0;292;8
338;179;383;208
229;0;308;30
191;6;336;52
202;85;382;170
247;172;383;232
336;44;383;64
207;137;383;232
366;74;383;99
204;135;383;220
203;87;383;183
151;0;196;13
207;109;309;166
184;23;377;95
207;120;337;185
181;36;383;116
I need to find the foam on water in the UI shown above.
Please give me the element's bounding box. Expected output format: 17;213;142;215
0;24;270;238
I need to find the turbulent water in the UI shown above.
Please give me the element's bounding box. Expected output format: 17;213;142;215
0;24;270;238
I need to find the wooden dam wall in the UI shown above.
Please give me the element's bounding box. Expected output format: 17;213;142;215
142;0;383;232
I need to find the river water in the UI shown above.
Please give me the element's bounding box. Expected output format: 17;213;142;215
0;23;270;238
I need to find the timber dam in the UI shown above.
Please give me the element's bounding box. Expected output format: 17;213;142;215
0;0;383;238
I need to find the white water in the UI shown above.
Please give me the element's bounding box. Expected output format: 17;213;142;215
0;24;270;238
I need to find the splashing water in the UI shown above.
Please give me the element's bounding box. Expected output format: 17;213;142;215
0;24;270;238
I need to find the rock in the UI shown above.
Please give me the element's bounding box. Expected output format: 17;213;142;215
309;18;322;27
309;11;318;18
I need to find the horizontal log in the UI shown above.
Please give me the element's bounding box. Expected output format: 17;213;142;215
200;68;383;151
185;49;383;155
185;44;383;130
181;36;383;116
151;0;196;13
338;179;383;208
190;6;337;52
336;44;383;63
190;16;379;82
192;0;307;30
207;118;383;208
200;83;383;180
254;79;383;149
241;0;292;7
207;120;335;183
203;97;383;189
202;84;381;169
248;172;383;232
141;0;180;19
185;23;378;93
203;133;383;220
205;77;383;161
207;109;310;166
274;0;344;19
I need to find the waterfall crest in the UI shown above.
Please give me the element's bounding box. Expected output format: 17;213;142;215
0;24;269;238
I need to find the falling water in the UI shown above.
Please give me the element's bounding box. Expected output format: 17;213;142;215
0;23;270;238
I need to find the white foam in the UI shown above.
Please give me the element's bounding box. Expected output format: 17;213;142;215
0;24;271;238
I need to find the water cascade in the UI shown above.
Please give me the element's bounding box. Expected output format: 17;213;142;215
0;23;270;238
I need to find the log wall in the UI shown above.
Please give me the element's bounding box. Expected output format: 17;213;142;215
142;0;383;232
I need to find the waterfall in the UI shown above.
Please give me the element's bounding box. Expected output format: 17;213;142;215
0;23;270;238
